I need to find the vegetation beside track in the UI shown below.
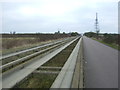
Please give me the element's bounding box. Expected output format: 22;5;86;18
2;38;61;55
92;38;120;50
13;38;80;88
42;38;79;67
14;74;57;88
1;33;71;55
84;32;120;50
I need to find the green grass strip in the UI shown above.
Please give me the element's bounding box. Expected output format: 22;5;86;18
92;38;120;51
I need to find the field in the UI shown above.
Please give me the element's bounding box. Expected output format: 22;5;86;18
1;33;70;55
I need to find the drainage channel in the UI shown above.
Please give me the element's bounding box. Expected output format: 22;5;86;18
12;38;80;88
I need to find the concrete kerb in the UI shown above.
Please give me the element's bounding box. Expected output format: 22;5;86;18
50;37;82;88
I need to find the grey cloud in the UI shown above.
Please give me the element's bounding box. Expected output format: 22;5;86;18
2;1;118;33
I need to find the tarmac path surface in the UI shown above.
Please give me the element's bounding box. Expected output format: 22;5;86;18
83;36;118;88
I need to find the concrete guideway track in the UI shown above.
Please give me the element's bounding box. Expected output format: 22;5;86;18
1;37;79;89
83;36;118;88
1;37;73;60
51;37;82;88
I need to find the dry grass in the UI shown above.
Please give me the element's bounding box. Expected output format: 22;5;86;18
42;39;79;67
1;34;70;55
2;38;40;49
2;37;57;55
14;74;57;88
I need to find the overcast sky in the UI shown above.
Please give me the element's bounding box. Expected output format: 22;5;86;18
1;0;119;34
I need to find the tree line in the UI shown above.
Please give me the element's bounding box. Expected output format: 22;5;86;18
84;32;120;45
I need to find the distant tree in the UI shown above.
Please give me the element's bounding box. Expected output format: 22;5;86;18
58;30;60;34
84;32;97;38
10;32;12;34
13;31;16;34
55;31;60;34
70;32;79;36
63;32;65;34
103;33;116;44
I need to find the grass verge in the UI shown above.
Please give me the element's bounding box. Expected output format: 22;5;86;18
14;74;57;88
92;38;120;50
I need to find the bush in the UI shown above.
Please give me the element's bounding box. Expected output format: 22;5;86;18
84;32;97;38
103;33;118;44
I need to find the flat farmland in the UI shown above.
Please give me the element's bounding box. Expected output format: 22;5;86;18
1;34;70;55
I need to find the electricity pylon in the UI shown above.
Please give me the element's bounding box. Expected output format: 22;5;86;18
95;13;100;38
